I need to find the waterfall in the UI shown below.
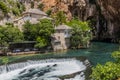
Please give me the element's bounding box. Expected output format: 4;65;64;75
0;58;78;74
0;62;28;74
0;58;89;80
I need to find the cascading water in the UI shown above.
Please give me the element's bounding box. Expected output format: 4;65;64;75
0;58;89;80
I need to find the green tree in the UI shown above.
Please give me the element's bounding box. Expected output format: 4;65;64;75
0;1;9;14
66;19;92;49
23;21;39;41
0;27;6;47
0;0;25;16
52;11;66;26
91;51;120;80
23;19;54;47
4;26;24;43
91;62;120;80
0;25;24;47
12;8;20;16
35;37;47;48
112;51;120;63
38;19;54;39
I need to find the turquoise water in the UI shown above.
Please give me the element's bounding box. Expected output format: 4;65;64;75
52;42;119;65
0;42;119;66
0;42;119;80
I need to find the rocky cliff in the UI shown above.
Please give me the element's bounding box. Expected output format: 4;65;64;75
0;0;119;42
41;0;120;42
97;0;120;42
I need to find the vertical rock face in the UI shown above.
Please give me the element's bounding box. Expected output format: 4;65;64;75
0;0;119;42
67;0;120;42
41;0;120;42
97;0;120;42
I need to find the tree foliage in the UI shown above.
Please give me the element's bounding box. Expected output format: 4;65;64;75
0;25;24;47
112;51;120;63
23;19;54;48
0;0;25;16
35;37;47;48
0;1;9;14
91;51;120;80
66;19;92;49
52;11;66;26
12;7;20;16
91;62;120;80
23;21;38;41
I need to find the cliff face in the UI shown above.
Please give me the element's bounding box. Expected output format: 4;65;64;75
0;0;119;42
97;0;120;42
41;0;120;42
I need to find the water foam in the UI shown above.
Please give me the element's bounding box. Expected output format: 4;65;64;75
0;59;86;80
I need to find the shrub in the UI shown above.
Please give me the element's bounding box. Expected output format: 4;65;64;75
66;19;92;48
12;8;20;16
91;62;120;80
46;9;52;16
0;1;9;14
91;51;120;80
38;3;44;10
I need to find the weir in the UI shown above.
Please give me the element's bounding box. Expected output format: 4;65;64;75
0;58;90;80
0;58;83;74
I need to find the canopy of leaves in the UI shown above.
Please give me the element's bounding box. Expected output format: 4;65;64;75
23;19;54;48
35;37;47;48
0;0;25;16
23;21;39;41
91;62;120;80
0;1;9;14
0;25;24;47
112;51;120;63
91;51;120;80
52;11;66;26
66;19;92;48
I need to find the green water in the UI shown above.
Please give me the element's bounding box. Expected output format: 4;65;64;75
54;42;119;65
0;42;119;66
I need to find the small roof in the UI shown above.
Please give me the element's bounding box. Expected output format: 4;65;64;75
55;25;72;30
23;9;47;16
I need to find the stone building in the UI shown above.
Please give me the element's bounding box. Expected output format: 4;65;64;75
13;8;49;31
51;25;72;51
